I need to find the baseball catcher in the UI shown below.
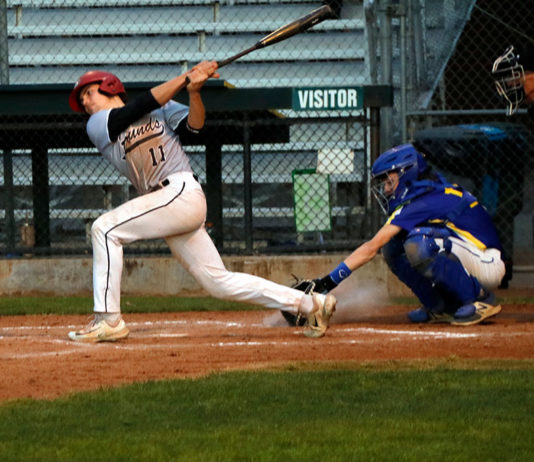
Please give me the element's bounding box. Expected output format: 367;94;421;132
284;143;505;327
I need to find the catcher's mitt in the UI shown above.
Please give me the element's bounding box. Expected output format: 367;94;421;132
281;276;317;326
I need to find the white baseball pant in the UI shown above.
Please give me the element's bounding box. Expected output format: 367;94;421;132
446;236;506;290
90;172;306;314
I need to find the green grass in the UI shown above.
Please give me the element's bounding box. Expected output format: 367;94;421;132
1;294;533;460
1;366;533;461
2;293;532;316
0;296;259;316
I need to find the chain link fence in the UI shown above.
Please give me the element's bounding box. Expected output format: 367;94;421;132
1;0;377;257
400;0;534;281
1;0;533;277
363;0;534;283
2;115;371;256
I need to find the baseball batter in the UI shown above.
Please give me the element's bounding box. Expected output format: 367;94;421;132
67;61;335;342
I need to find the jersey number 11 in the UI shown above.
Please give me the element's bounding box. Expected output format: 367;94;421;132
149;145;166;166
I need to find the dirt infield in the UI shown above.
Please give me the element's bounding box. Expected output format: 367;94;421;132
1;291;533;402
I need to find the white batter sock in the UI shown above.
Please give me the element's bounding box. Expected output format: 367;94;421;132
98;312;122;326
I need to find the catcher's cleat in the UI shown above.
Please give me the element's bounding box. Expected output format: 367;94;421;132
68;314;129;343
408;308;454;324
303;294;336;338
450;301;502;326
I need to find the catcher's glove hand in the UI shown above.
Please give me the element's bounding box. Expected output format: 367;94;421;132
281;276;318;326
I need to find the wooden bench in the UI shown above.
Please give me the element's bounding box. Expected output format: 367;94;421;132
0;204;364;221
2;142;363;186
1;143;365;241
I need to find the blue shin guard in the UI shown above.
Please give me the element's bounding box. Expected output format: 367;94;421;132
382;235;447;312
403;229;482;307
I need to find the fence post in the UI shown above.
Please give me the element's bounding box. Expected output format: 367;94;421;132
242;116;253;253
3;149;16;252
378;3;393;149
31;147;51;250
397;2;407;143
205;141;224;248
0;0;9;84
369;106;382;234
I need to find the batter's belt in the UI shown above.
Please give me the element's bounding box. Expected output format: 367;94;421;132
150;172;199;192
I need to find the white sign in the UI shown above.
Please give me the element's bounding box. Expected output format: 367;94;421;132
292;87;363;110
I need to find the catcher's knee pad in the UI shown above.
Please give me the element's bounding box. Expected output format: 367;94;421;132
404;234;440;273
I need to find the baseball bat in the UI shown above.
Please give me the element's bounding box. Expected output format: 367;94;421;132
217;5;333;69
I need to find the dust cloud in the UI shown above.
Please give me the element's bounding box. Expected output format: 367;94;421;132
263;281;392;327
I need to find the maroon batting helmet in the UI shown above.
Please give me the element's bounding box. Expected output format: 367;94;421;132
69;70;126;112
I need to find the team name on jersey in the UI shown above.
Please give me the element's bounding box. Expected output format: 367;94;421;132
120;117;165;154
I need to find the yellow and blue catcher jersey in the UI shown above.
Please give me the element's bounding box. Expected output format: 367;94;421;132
386;186;502;251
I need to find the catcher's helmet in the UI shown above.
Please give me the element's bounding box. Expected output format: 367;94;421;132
69;70;126;112
371;144;429;214
492;46;526;116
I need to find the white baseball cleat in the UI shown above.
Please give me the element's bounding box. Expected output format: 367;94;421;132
303;293;336;338
68;314;129;343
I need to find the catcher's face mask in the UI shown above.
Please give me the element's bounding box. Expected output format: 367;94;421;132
371;171;399;215
492;46;525;116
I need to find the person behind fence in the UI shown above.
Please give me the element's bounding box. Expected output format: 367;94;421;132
492;44;534;116
66;62;336;342
307;143;505;326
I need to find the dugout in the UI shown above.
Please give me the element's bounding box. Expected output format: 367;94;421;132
0;81;393;255
0;80;289;253
412;122;534;287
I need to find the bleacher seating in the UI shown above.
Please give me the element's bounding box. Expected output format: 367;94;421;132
6;0;368;87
